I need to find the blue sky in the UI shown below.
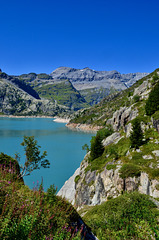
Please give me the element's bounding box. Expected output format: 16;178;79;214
0;0;159;75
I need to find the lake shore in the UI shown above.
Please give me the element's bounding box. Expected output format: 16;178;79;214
0;115;54;119
53;117;70;123
66;122;102;132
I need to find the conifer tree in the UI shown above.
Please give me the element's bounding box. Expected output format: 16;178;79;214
130;119;143;149
90;135;104;160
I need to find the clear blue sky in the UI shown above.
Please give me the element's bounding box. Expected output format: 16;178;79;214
0;0;159;75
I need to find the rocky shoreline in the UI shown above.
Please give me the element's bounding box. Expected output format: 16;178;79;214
66;122;102;132
53;117;70;123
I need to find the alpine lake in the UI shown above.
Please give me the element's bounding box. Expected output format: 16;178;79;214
0;117;94;191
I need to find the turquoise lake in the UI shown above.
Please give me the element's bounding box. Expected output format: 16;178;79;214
0;117;94;191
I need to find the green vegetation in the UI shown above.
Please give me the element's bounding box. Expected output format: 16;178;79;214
82;143;90;153
89;127;113;161
119;163;141;179
151;72;159;85
34;80;89;110
0;171;81;239
133;94;140;103
79;87;118;106
130;119;144;149
70;70;159;126
145;80;159;116
19;136;50;177
83;192;159;240
106;164;116;170
37;73;52;79
74;175;81;184
0;140;93;239
90;135;104;161
19;73;89;111
152;110;159;120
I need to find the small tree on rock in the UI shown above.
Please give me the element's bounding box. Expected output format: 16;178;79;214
18;136;50;177
130;119;143;149
90;135;104;160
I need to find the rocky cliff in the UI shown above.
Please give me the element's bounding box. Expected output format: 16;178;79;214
58;68;159;209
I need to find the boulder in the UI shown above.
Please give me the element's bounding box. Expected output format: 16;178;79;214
102;132;121;147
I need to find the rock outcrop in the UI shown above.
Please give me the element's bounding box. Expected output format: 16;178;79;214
66;122;103;132
58;156;159;208
58;69;159;210
57;168;80;205
107;106;138;131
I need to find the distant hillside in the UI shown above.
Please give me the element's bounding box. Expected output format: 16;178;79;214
19;73;89;111
0;72;40;99
0;72;67;116
68;69;156;126
50;67;148;105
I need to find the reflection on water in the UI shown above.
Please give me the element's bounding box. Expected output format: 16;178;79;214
0;128;68;137
0;117;94;191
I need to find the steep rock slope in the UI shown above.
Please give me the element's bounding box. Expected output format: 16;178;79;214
58;68;159;208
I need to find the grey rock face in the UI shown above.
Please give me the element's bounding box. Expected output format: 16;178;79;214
133;80;149;97
153;118;159;133
50;67;148;91
107;106;138;131
57;167;80;205
102;132;121;147
59;158;159;207
152;150;159;157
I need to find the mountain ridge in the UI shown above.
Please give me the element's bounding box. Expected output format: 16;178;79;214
50;66;148;90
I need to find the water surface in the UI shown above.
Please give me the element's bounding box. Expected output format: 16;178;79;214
0;117;94;191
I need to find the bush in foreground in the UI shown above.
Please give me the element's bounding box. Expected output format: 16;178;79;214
83;192;159;240
0;155;88;239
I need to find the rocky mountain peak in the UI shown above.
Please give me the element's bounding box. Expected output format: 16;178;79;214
50;67;148;91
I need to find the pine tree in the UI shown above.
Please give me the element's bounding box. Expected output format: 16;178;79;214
130;119;143;149
90;135;104;160
145;81;159;115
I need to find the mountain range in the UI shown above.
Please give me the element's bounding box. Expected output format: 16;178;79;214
0;67;148;116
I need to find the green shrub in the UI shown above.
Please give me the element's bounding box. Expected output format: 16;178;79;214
133;94;140;103
46;184;57;204
119;163;141;179
83;192;159;240
106;164;116;170
82;143;90;153
96;127;113;140
74;175;81;184
151;72;159;85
